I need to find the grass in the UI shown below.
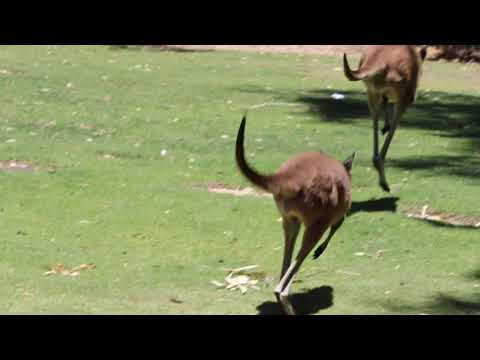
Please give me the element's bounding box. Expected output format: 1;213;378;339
0;45;479;314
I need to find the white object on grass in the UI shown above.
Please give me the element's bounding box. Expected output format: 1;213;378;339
331;93;345;100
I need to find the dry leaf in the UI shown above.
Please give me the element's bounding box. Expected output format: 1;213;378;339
211;265;261;294
71;263;96;272
375;250;387;258
226;275;250;286
230;265;259;273
421;205;428;218
336;270;361;276
211;280;225;287
44;263;96;276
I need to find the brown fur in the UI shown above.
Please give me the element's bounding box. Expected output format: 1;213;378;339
235;115;355;314
271;153;352;227
343;45;426;192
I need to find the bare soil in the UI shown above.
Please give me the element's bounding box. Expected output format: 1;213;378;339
0;160;56;173
203;183;480;228
0;160;39;172
203;183;272;198
151;45;480;63
164;45;369;56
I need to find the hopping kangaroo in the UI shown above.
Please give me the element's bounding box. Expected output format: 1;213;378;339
343;45;427;192
235;115;355;315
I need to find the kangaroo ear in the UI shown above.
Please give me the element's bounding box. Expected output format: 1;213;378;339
419;46;427;62
343;152;356;172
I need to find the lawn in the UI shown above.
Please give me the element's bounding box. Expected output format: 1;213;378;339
0;45;479;314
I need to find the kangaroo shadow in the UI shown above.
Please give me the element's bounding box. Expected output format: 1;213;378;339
349;197;399;216
295;88;480;155
232;84;480;156
256;286;334;315
430;294;480;314
374;268;480;315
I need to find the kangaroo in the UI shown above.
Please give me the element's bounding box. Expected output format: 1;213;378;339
343;45;427;192
235;115;355;315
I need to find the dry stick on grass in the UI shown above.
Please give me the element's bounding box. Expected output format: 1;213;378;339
405;205;480;228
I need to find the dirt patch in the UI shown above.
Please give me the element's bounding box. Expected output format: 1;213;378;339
197;182;272;198
0;160;39;172
118;45;480;63
157;45;370;56
404;205;480;229
208;186;272;198
0;67;26;75
0;160;55;173
203;184;480;228
426;45;480;63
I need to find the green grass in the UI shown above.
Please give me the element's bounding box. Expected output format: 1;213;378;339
0;45;479;314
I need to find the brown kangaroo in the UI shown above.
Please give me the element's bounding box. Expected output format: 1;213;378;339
235;115;355;315
343;45;427;192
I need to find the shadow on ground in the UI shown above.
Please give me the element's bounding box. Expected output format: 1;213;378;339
428;294;480;314
388;155;480;179
378;268;480;315
466;269;480;281
381;293;480;315
233;85;480;179
349;197;399;216
256;286;334;315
